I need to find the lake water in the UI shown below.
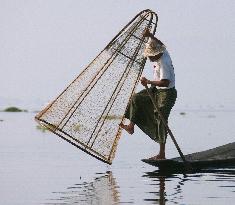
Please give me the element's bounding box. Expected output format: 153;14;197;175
0;110;234;204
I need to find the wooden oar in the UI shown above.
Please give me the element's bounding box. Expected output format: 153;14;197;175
144;85;192;171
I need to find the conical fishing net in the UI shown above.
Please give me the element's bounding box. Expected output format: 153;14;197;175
35;9;158;164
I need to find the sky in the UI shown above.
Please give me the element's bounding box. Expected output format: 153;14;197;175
0;0;234;110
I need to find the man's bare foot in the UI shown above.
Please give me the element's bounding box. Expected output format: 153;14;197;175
148;154;166;160
119;122;134;134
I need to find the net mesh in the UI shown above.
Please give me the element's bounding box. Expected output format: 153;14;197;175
35;10;158;164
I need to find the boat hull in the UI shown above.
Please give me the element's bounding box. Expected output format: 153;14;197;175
142;142;235;171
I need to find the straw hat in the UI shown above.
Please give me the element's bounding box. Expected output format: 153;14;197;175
143;38;166;57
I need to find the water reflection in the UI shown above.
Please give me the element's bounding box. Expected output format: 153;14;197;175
143;176;167;205
44;168;235;205
143;171;186;204
45;171;120;205
143;168;235;205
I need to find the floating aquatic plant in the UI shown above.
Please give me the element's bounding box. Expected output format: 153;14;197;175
3;106;28;112
36;125;48;132
180;112;186;116
103;115;122;120
36;124;58;132
74;124;82;132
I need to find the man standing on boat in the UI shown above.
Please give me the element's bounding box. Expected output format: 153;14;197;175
120;28;177;160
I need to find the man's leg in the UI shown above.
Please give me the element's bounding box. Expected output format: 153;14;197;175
159;143;166;159
155;90;177;159
120;89;150;135
150;88;177;160
148;143;166;160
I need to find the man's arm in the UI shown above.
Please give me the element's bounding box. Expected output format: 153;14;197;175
141;77;170;87
148;79;170;87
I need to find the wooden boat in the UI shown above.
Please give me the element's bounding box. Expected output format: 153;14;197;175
142;142;235;171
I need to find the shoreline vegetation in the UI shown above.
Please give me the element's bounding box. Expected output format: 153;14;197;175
0;105;235;114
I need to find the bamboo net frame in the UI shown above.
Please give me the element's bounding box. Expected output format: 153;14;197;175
35;9;158;164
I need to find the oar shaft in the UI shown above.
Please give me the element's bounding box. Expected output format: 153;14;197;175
144;85;188;164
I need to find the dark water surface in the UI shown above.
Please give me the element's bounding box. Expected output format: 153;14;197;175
0;111;234;204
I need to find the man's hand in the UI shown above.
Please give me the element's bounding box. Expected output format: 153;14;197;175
140;76;150;86
142;28;152;38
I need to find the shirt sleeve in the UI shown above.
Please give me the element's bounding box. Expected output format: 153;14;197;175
159;52;173;80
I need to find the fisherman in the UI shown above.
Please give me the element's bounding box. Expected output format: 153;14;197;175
120;28;177;160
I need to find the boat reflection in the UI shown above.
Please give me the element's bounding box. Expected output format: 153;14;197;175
143;170;186;205
45;171;120;205
143;168;235;204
